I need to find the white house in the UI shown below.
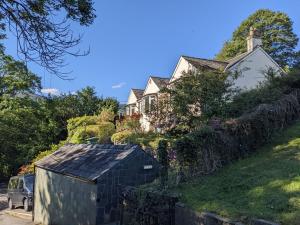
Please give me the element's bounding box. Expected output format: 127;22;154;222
126;27;284;131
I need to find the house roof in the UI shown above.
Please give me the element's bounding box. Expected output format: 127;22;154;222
182;56;228;71
131;89;144;100
224;51;252;70
35;144;140;182
150;76;169;89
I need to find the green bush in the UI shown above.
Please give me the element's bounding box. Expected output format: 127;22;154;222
99;108;115;123
97;122;115;143
111;130;134;144
67;115;98;137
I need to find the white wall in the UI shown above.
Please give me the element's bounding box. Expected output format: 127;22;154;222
228;48;282;89
170;57;194;83
127;90;137;105
144;77;160;95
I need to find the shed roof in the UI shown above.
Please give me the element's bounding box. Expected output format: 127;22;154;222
35;144;140;182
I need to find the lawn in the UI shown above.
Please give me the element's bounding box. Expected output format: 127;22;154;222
175;121;300;224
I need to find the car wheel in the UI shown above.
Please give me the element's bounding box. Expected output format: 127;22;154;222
8;199;15;210
24;198;30;212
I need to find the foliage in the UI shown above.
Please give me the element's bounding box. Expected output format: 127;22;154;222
46;87;119;141
225;70;300;117
157;139;169;188
116;115;141;133
99;107;115;123
173;89;300;177
111;130;134;144
67;115;98;137
165;70;237;130
0;51;41;96
0;50;119;178
76;86;101;115
0;0;96;75
0;96;60;177
216;9;299;68
97;122;116;144
175;121;300;224
145;92;176;133
20;141;67;174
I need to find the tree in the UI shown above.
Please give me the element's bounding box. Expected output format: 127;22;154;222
0;0;96;76
216;9;299;68
165;70;237;130
76;86;100;115
0;50;41;96
0;96;60;177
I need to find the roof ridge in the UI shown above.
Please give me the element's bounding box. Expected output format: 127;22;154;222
182;55;227;64
150;76;169;80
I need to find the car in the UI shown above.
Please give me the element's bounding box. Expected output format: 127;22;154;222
7;174;35;211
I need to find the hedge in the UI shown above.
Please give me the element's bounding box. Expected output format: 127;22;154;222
174;89;300;176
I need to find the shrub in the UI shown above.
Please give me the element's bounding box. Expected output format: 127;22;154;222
97;122;115;143
116;115;141;132
67;115;98;137
111;130;134;144
99;108;115;123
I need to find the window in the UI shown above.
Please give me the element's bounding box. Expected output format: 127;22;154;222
150;96;156;110
18;179;24;189
131;107;135;115
144;96;150;113
8;178;18;189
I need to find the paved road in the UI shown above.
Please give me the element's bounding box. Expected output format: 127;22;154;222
0;183;33;225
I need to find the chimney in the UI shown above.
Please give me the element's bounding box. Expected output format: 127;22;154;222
246;27;262;52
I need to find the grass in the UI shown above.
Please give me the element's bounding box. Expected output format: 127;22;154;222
174;121;300;224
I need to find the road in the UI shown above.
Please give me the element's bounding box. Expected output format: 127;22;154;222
0;183;33;225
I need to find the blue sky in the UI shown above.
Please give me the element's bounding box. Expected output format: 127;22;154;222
2;0;300;103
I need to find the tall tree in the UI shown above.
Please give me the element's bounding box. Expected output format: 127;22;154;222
0;50;41;96
216;9;299;68
0;0;96;76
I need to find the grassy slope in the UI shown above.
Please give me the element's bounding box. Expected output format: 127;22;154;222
176;121;300;224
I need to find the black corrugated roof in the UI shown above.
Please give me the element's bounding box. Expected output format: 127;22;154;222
35;144;139;182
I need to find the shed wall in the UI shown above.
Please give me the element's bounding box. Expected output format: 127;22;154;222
96;149;160;224
34;167;97;225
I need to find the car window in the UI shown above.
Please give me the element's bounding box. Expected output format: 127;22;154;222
18;179;24;189
24;176;34;191
8;178;18;189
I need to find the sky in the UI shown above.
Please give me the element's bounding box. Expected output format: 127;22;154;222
2;0;300;103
